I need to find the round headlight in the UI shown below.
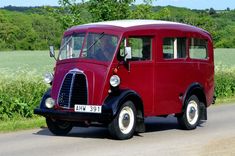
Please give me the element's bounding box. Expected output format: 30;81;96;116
110;75;120;87
45;97;55;109
44;72;54;84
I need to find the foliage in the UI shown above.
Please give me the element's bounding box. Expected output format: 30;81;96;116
130;4;155;19
215;66;235;98
88;0;134;22
0;70;48;121
47;0;89;29
0;9;63;50
1;5;235;49
47;4;235;49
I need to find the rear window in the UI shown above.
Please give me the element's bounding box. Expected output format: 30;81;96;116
189;38;208;59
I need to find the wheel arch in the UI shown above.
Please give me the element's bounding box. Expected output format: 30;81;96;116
183;83;207;107
104;89;145;132
183;83;207;120
104;89;143;117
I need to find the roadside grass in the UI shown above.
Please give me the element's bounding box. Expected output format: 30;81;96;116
0;117;46;133
214;96;235;105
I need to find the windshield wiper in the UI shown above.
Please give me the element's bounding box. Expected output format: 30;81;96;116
59;36;73;52
86;32;105;52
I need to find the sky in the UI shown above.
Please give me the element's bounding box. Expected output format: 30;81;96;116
0;0;234;10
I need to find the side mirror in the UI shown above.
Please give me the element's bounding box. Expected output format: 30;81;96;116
49;46;55;58
49;46;57;60
124;47;132;61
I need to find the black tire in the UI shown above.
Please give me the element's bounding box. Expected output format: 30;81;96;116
46;118;73;136
177;95;201;130
108;101;137;140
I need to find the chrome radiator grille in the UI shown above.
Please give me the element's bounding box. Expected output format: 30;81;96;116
58;72;88;108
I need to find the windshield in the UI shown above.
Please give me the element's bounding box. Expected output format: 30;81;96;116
58;32;119;62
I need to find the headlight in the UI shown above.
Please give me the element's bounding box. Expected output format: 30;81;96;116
44;72;54;84
45;97;55;109
110;75;120;87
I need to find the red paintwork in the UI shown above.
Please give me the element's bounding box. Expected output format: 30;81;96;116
51;21;214;117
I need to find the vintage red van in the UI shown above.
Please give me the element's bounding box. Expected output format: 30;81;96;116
34;20;215;140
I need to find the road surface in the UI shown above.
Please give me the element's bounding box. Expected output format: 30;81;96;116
0;104;235;156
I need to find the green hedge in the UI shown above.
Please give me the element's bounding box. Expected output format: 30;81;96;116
0;68;234;121
0;70;48;120
215;66;235;98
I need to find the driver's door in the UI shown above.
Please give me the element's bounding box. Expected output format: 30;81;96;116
117;34;156;116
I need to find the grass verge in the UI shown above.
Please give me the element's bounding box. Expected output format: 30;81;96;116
215;96;235;105
0;117;46;133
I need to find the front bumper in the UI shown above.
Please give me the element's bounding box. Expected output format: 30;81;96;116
34;106;113;123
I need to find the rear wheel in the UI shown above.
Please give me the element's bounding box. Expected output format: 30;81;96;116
46;117;73;136
177;95;200;130
108;101;136;140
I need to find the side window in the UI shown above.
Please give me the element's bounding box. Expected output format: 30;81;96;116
128;37;152;61
163;37;186;59
189;38;208;59
163;38;174;59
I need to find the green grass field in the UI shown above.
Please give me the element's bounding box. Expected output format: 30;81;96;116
0;49;234;74
214;49;235;67
0;51;56;74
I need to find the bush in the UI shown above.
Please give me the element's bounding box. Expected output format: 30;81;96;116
215;66;235;98
0;70;48;120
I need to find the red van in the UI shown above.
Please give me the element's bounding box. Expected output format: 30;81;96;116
34;20;215;140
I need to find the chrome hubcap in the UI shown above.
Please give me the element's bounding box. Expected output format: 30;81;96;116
118;105;134;134
189;107;196;119
186;100;199;125
122;113;130;128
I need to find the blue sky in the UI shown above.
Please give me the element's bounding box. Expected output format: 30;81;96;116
0;0;234;10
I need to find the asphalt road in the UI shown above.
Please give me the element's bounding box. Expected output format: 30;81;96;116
0;104;235;156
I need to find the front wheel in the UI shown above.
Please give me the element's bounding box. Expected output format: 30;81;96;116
177;95;201;130
46;118;73;136
108;101;137;140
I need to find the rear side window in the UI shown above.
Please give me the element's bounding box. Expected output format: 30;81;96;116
163;38;186;59
189;38;208;59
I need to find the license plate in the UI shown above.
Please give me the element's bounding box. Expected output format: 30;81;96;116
74;105;102;113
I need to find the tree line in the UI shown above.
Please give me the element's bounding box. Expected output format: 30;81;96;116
0;1;235;50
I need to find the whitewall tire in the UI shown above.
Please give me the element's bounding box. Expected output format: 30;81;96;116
177;95;201;130
108;101;136;140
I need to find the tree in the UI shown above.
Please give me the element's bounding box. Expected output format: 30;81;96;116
54;0;155;28
130;3;154;19
153;7;171;20
209;8;216;15
46;0;91;29
87;0;134;22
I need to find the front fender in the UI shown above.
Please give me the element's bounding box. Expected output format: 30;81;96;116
39;88;51;109
103;89;143;117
